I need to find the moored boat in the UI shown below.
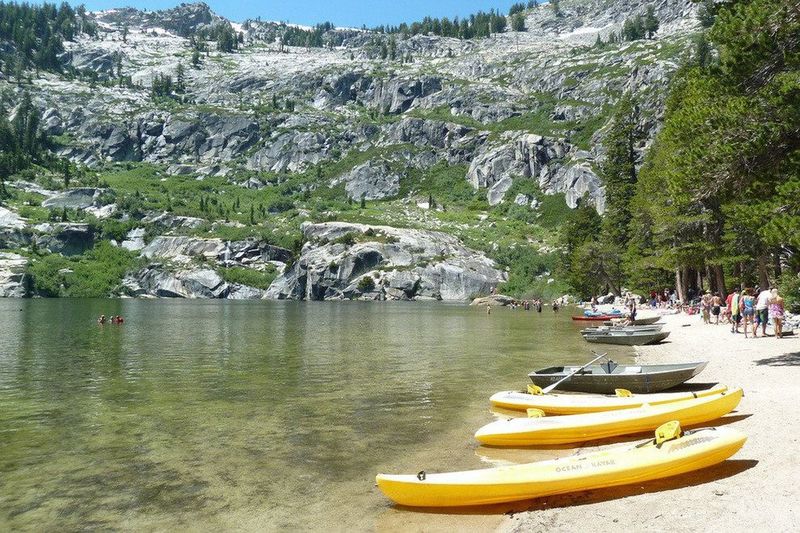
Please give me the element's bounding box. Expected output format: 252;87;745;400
572;314;624;322
376;422;746;507
528;361;707;394
581;324;664;334
489;384;728;414
475;388;742;446
582;330;670;345
603;315;661;326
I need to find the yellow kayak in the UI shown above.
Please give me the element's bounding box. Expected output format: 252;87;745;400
490;384;729;414
376;422;746;507
475;388;742;446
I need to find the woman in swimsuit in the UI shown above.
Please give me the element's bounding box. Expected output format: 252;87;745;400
741;288;757;338
770;289;785;339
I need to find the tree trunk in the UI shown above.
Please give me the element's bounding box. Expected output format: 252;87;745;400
774;251;783;280
713;265;727;300
758;255;771;289
675;268;687;303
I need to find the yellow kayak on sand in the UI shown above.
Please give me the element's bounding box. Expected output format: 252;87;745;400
376;422;746;507
490;384;729;414
475;388;742;446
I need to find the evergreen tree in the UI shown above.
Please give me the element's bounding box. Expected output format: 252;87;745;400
697;0;717;28
625;0;799;297
63;160;71;188
601;95;639;250
643;6;659;39
512;14;526;32
175;62;186;93
559;197;604;298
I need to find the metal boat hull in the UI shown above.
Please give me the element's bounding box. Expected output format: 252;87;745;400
528;361;708;394
582;331;670;345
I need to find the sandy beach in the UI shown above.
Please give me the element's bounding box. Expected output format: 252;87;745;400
501;312;800;532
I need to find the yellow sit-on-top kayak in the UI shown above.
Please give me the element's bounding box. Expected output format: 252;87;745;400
475;388;742;446
490;384;729;414
376;422;746;507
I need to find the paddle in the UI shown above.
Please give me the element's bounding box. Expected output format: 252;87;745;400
541;352;608;394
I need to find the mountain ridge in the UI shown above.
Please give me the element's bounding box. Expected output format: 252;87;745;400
0;0;701;300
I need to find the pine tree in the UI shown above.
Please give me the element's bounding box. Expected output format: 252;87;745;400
643;6;659;39
512;14;526;32
601;95;639;250
63;160;71;188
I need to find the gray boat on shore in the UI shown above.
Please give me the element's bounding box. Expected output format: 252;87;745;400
528;361;708;394
602;315;661;326
581;324;665;335
582;330;670;345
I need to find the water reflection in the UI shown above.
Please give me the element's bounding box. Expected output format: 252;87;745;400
0;299;633;530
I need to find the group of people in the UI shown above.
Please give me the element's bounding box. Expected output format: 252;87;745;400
648;288;679;309
97;314;124;325
701;287;786;338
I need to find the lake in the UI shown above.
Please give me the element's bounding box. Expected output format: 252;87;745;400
0;299;634;531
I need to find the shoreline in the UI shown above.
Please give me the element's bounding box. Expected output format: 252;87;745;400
500;312;800;532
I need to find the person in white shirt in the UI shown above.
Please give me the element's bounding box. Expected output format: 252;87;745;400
755;286;773;336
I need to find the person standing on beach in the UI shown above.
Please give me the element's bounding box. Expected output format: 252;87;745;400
728;289;740;332
709;293;721;325
756;286;772;337
701;291;712;324
741;288;757;338
770;289;785;339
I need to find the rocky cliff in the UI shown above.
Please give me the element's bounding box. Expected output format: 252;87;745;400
0;0;701;300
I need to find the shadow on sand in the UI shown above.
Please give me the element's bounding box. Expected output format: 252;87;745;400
754;351;800;367
387;459;758;516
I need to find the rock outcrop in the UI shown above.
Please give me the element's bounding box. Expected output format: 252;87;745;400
0;252;29;297
332;160;401;201
33;223;95;256
266;222;506;301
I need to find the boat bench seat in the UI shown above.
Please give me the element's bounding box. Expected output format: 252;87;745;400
621;366;642;374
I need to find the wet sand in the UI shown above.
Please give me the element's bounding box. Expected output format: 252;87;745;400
501;312;800;532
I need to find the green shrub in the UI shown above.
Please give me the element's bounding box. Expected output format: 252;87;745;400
27;242;142;297
333;232;357;246
218;265;278;289
27;253;71;297
778;272;800;314
357;275;375;292
491;245;561;298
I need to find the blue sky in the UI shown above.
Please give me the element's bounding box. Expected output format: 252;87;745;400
73;1;535;28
